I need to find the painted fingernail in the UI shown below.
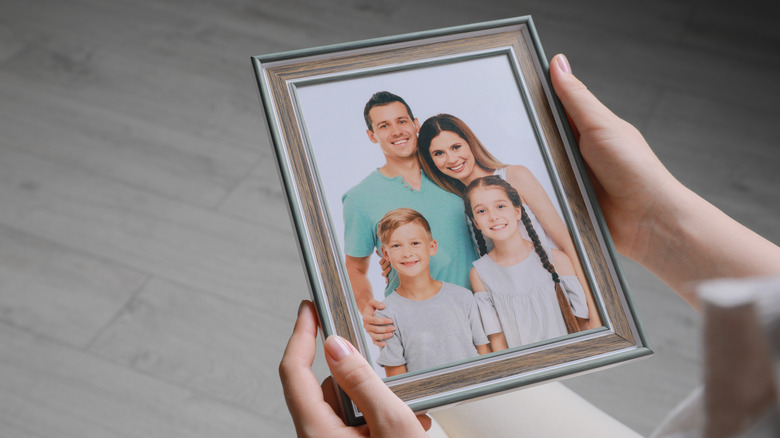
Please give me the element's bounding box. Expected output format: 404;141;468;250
556;54;571;74
326;336;354;362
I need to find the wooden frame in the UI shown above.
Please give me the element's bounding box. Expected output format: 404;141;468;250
252;16;651;425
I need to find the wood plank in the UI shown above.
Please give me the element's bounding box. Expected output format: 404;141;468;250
0;146;308;312
0;322;292;437
681;0;780;65
0;224;147;347
537;18;780;116
90;278;330;418
0;419;47;438
0;69;260;208
526;0;692;41
217;154;291;226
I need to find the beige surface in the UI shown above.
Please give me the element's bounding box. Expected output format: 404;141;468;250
432;382;642;437
1;0;778;436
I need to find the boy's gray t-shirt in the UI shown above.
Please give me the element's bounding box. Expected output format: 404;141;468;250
376;282;488;373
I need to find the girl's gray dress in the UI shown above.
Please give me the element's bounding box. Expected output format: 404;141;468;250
473;250;588;348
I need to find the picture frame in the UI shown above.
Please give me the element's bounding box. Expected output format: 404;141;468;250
252;16;651;425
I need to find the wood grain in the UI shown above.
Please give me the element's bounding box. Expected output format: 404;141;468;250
0;147;306;311
0;224;147;347
0;322;290;437
89;278;310;419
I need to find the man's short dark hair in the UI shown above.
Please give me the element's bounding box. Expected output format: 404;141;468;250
363;91;415;131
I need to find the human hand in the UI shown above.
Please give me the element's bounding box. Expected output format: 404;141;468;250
375;249;391;285
361;299;395;347
549;54;683;263
280;301;429;437
551;54;780;304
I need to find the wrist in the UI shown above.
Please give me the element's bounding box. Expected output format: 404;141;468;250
623;178;693;267
629;181;778;306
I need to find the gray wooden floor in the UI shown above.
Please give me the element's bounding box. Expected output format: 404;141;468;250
1;0;778;436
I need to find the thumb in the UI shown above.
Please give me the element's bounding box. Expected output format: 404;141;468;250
549;54;618;133
323;335;423;433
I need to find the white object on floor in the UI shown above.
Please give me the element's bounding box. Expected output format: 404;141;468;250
650;275;780;438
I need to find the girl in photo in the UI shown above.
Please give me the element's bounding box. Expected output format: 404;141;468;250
465;175;589;350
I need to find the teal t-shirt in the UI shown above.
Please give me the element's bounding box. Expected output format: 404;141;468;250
342;169;478;295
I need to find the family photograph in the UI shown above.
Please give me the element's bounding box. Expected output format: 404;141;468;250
295;54;602;377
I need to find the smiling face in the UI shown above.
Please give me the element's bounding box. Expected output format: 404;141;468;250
381;222;437;278
469;187;522;241
428;130;478;182
366;101;420;161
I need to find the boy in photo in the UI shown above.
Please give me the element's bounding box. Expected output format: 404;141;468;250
375;208;490;376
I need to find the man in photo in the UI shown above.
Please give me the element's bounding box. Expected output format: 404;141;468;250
374;208;489;376
342;91;478;345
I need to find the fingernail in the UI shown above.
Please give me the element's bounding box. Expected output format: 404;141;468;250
556;54;571;74
297;300;307;315
325;336;354;362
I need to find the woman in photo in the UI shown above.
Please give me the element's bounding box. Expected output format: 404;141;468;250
416;113;600;329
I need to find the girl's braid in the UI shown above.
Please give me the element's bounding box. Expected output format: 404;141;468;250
471;220;489;257
519;203;559;284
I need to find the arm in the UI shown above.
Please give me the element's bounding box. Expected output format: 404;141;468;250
505;165;601;328
476;344;491;355
384;364;407;377
470;268;507;351
550;249;576;277
550;54;780;308
488;333;508;352
279;301;428;436
469;266;488;294
345;255;395;346
342;193;397;343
